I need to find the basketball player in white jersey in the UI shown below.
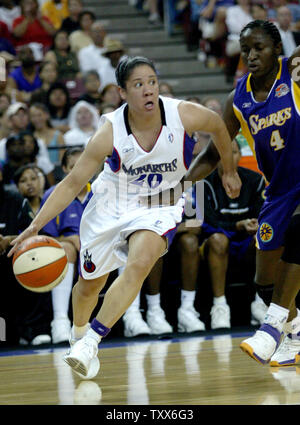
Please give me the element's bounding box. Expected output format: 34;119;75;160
9;56;241;379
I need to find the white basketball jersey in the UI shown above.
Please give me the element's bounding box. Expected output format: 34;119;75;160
91;96;196;214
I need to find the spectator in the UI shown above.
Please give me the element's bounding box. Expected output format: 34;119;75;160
251;2;267;21
0;102;55;181
45;81;71;133
225;0;252;81
101;83;122;109
100;103;116;115
102;38;126;84
69;10;95;53
20;129;56;185
200;139;267;329
0;92;11;118
29;102;65;164
30;60;58;105
64;100;99;147
0;161;52;346
44;29;80;80
13;162;42;214
77;70;102;112
2;134;27;185
0;20;16;56
60;0;82;34
159;81;175;98
12;0;56;51
6;45;42;103
41;0;69;30
77;20;112;89
0;0;21;31
276;6;300;57
40;147;93;343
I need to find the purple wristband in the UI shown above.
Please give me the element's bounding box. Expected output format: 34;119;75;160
90;318;111;337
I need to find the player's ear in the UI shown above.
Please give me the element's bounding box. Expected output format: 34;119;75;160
119;87;126;101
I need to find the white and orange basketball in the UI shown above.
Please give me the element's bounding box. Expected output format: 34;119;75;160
12;235;68;293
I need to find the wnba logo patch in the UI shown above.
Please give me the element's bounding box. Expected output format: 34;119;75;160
259;222;273;243
83;250;96;273
275;83;289;98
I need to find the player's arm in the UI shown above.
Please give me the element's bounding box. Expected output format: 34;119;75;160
288;46;300;88
179;98;241;198
8;121;113;257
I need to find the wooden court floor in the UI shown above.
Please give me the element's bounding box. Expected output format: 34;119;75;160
1;333;300;405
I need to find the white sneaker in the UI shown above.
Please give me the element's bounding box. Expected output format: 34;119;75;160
51;317;71;344
19;334;51;345
269;334;300;367
63;335;100;379
123;309;151;337
31;334;51;345
251;298;268;325
269;317;300;367
240;319;283;364
146;306;173;335
177;306;205;332
210;304;231;329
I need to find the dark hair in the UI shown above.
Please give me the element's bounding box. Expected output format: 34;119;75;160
115;56;157;89
52;29;71;52
46;81;71;119
6;135;20;150
82;70;100;84
18;130;39;159
61;146;84;167
78;10;96;24
240;20;282;46
29;102;53;129
13;163;39;186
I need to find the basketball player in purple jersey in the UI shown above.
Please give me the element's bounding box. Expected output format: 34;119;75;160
187;20;300;366
8;56;240;379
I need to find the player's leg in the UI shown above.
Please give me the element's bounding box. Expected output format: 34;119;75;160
241;210;300;365
96;230;166;327
64;230;166;377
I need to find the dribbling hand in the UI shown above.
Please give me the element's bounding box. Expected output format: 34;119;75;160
222;172;242;199
7;224;39;258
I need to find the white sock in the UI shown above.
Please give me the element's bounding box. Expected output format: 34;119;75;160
73;323;89;340
126;291;141;314
146;293;160;310
86;328;102;344
181;289;196;309
266;303;289;331
52;263;74;320
213;295;227;306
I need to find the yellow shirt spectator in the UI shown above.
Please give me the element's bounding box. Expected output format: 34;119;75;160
41;0;69;30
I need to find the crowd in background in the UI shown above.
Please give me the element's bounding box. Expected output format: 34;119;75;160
0;0;299;347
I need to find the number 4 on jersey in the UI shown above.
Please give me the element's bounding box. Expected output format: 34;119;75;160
270;130;285;151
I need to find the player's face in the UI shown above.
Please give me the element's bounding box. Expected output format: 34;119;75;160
240;29;281;78
18;169;40;199
121;65;159;114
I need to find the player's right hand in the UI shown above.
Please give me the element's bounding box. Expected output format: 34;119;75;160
222;171;241;199
7;224;39;258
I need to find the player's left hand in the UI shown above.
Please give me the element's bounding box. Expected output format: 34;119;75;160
7;224;38;258
222;171;241;199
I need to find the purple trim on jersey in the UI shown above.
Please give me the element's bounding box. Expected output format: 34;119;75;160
183;131;195;170
105;147;121;173
163;225;178;247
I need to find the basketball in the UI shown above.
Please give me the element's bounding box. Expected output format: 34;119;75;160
12;235;68;293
